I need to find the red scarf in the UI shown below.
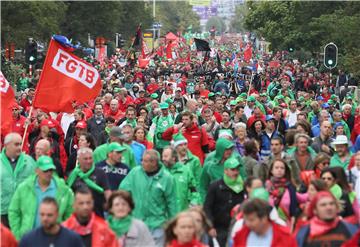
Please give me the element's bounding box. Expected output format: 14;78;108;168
266;177;288;207
65;213;95;236
168;238;205;247
309;216;340;238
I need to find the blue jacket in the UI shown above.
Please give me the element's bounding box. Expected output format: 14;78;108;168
130;141;146;166
260;131;279;158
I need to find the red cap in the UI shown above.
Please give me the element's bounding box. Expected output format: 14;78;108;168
75;121;87;129
40;119;56;128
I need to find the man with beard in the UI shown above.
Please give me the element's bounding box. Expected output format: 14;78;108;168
19;198;83;247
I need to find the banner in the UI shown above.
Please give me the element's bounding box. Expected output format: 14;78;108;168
33;37;102;113
0;71;16;136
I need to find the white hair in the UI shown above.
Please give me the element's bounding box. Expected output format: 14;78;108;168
342;104;352;111
4;133;22;145
77;147;93;158
234;122;247;131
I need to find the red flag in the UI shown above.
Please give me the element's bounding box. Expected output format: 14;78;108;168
244;45;252;62
33;38;101;113
0;71;16;137
156;46;164;57
138;57;150;68
269;61;281;68
166;41;173;59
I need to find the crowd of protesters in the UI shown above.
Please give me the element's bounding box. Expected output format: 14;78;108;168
1;33;360;247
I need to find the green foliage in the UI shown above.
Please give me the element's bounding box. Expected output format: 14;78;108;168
230;3;250;33
1;1;67;46
244;1;360;76
155;1;200;34
205;16;226;33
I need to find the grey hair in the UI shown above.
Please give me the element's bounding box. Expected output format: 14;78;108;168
294;133;310;143
234;122;247;131
4;133;22;145
77;147;93;158
143;149;160;163
342;104;352;111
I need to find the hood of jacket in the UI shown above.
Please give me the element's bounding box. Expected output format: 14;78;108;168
215;138;234;161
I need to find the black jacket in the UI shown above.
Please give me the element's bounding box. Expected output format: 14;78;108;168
87;116;106;142
204;179;245;230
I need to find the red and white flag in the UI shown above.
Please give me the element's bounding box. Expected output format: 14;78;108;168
0;71;16;137
33;38;102;113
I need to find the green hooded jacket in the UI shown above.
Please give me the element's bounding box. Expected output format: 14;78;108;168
119;164;178;230
165;162;200;211
8;174;74;240
199;138;246;202
93;142;136;169
0;149;36;215
179;150;202;188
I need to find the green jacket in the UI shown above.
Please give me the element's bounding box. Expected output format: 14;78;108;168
119;165;178;230
330;152;353;170
165;162;200;211
8;174;74;239
93;142;136;169
0;150;36;215
153;115;174;149
179;150;202;188
199;139;245;202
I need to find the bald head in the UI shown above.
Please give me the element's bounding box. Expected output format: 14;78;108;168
4;133;22;159
35;139;51;159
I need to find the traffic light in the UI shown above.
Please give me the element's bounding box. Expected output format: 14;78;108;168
324;42;338;69
119;38;125;48
25;39;37;65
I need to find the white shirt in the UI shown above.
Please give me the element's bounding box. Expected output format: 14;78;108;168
287;110;298;127
246;225;273;247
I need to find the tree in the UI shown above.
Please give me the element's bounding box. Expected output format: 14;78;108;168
155;1;200;34
205;16;226;34
230;3;250;33
1;2;67;47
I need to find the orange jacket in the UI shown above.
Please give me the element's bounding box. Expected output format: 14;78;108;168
1;224;17;247
62;213;119;247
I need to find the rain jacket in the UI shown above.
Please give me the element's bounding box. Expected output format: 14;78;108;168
180;150;202;188
8;174;74;240
93;142;136;168
165;162;201;211
199;138;246;202
63;212;118;247
119;164;178;230
0;149;36;215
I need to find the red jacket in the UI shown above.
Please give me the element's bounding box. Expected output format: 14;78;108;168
342;229;360;247
162;123;209;164
105;109;124;122
62;213;119;247
233;222;297;247
1;224;17;247
12;115;26;136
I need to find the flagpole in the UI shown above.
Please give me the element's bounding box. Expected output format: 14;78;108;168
245;71;254;107
21;106;33;150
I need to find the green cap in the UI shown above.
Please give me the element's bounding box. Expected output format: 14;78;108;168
330;95;338;100
346;95;353;100
151;93;158;99
113;87;121;93
36;156;56;171
247;95;256;102
260;93;267;97
160;102;169;109
107;142;126;153
298;96;305;102
208;92;215;97
250;188;270;202
277;95;285;100
216;92;222;95
240;92;247;98
327;99;334;105
236;96;244;103
224;156;241;169
165;98;174;104
230;100;237;106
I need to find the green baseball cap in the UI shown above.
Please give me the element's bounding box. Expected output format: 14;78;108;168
247;95;256;102
236;96;244;103
327;99;334;105
346;95;353;100
208;92;215;97
160;102;169;109
240;92;247;98
298;96;305;102
230;100;237;106
216;92;222;96
36;156;56;171
330;95;338;100
165;98;174;104
151;93;158;99
108;142;126;153
260;93;267;97
250;188;270;202
113;87;121;93
224;156;241;169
